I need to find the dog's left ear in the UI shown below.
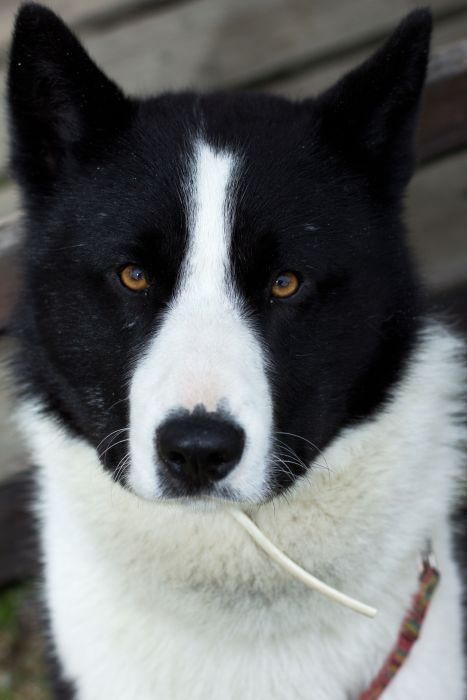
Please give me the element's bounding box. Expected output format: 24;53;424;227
316;9;432;191
8;3;131;189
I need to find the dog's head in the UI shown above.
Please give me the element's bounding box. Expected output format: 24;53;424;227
8;4;431;504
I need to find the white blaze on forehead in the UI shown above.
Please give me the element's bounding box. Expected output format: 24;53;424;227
184;143;234;297
128;140;273;502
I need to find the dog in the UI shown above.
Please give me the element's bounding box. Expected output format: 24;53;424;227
6;3;466;698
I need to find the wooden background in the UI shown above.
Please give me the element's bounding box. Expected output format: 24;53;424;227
0;0;466;480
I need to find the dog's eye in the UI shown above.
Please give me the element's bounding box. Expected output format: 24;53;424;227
271;272;300;299
119;265;150;292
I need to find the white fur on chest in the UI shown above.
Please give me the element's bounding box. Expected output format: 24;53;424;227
21;327;466;699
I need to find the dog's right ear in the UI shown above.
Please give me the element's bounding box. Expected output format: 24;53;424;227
8;2;131;189
315;9;432;193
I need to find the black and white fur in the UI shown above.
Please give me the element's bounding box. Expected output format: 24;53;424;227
7;4;466;698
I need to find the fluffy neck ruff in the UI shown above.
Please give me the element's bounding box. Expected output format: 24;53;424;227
19;324;465;635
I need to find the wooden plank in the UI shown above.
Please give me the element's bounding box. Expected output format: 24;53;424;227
0;214;21;329
432;282;467;338
0;469;38;585
265;10;467;96
0;183;19;220
417;55;467;162
0;0;466;177
78;0;467;93
428;38;467;81
407;149;467;291
0;0;191;61
0;337;29;481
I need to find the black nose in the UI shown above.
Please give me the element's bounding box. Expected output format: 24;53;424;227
156;412;245;488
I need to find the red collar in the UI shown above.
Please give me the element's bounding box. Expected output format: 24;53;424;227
359;556;440;699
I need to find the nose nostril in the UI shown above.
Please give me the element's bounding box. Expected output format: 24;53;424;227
167;451;186;467
207;452;227;469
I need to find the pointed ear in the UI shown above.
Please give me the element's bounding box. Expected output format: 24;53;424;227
316;9;432;190
8;3;131;187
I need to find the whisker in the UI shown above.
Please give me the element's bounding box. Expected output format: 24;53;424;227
274;439;330;475
114;454;131;483
100;437;130;459
275;441;308;469
107;397;129;413
96;427;127;452
110;453;131;503
275;431;331;473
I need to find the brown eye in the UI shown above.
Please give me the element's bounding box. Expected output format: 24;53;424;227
271;272;300;299
119;265;150;292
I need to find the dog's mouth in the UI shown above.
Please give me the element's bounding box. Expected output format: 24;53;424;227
125;466;267;508
151;493;240;513
156;479;243;504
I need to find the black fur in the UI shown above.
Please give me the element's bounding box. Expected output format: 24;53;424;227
8;3;431;497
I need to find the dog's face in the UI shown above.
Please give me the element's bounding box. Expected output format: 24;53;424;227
9;6;430;503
